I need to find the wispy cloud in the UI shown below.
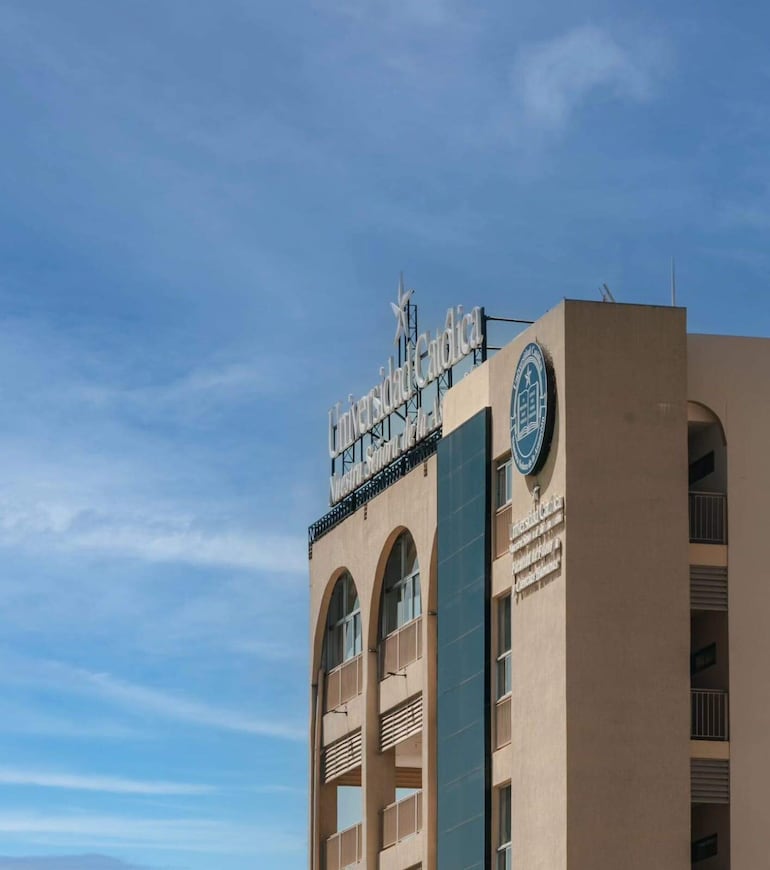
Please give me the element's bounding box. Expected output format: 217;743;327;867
2;656;305;742
0;856;155;870
0;813;301;854
512;25;661;129
0;493;305;574
0;768;212;796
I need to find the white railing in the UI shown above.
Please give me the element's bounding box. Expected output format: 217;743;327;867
381;790;422;850
691;688;729;741
325;822;362;870
689;492;727;545
380;617;422;677
325;654;363;713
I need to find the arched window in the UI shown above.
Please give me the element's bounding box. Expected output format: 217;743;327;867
326;572;361;670
382;531;421;637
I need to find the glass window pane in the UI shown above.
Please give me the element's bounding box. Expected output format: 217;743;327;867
328;581;343;625
499;785;511;843
353;612;362;655
496;466;507;508
344;618;355;661
413;574;422;619
346;575;359;614
405;534;419;575
384;589;398;636
498;595;511;654
328;624;343;669
496;654;511;699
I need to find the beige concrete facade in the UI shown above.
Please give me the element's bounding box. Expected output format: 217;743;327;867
309;298;762;870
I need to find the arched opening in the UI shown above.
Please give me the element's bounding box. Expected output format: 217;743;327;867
381;530;421;639
325;571;362;671
687;401;728;544
320;570;364;715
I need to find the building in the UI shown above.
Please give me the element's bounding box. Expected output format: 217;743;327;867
307;294;764;870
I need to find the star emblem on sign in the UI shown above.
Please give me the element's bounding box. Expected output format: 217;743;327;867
390;274;413;345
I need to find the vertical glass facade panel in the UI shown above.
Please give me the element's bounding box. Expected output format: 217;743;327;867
437;409;491;870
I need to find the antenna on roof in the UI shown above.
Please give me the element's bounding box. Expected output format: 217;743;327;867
599;283;616;303
671;257;676;306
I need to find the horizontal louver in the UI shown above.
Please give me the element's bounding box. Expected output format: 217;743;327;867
692;759;730;804
691;565;728;611
381;695;423;752
323;729;362;783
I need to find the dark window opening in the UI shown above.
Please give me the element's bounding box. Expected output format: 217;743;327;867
689;451;715;486
691;642;717;676
692;833;718;863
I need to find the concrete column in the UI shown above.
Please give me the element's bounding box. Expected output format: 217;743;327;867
363;648;396;867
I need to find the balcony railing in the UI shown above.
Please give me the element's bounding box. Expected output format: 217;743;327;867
381;790;422;850
691;689;729;741
326;822;363;870
381;617;422;677
325;654;363;713
689;492;727;545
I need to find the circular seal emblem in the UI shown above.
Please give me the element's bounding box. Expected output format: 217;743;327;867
510;342;554;476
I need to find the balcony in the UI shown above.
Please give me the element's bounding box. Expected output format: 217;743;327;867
326;822;363;870
325;654;363;713
381;617;423;677
381;791;422;850
689;492;727;545
691;689;729;741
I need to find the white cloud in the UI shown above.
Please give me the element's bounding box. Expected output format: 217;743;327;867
1;656;305;742
0;856;151;870
0;813;301;854
512;25;658;129
0;494;306;574
0;768;212;795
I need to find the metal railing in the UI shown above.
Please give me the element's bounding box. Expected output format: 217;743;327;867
325;822;362;870
689;492;727;545
691;689;729;741
381;790;422;850
308;430;442;554
325;654;363;713
380;616;423;677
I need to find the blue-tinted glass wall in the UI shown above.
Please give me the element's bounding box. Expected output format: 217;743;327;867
436;408;491;870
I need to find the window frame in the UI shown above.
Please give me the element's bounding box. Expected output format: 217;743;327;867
496;784;512;870
496;594;512;701
326;572;362;671
496;457;513;510
382;532;422;638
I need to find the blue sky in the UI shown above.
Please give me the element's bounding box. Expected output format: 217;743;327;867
1;1;770;868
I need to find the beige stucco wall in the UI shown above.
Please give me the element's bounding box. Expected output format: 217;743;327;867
687;333;770;870
308;457;438;870
482;301;569;870
563;301;690;869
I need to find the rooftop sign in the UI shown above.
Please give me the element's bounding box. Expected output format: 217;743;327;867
327;279;484;504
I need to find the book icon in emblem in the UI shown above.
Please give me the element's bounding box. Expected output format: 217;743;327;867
516;368;540;441
510;342;554;476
